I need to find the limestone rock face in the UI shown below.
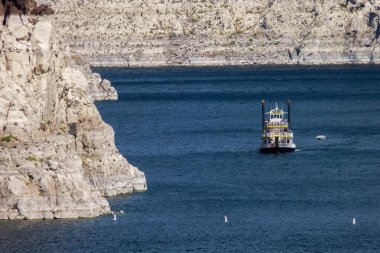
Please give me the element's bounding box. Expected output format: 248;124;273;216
31;21;52;74
0;136;110;219
72;60;118;101
0;0;146;219
53;0;380;66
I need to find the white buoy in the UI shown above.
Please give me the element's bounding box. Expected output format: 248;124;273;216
316;135;327;140
352;218;356;225
224;216;228;223
120;210;125;214
113;214;117;221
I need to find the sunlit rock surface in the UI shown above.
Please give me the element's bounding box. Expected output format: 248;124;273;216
0;0;146;220
53;0;380;66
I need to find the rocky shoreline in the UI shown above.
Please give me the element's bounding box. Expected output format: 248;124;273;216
53;0;380;67
0;0;146;220
89;60;380;68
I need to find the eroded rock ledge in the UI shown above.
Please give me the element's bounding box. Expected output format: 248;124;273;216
53;0;380;66
0;0;146;219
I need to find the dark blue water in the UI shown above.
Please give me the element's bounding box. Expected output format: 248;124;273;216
1;66;380;252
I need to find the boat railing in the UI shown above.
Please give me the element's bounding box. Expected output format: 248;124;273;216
265;121;289;128
262;133;293;138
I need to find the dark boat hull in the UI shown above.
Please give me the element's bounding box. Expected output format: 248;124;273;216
260;147;296;153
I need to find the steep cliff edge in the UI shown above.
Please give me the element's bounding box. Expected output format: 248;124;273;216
53;0;380;66
0;0;146;219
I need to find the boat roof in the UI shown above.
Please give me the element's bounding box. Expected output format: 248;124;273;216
265;102;288;115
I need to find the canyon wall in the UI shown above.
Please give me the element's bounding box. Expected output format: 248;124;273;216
53;0;380;66
0;0;146;220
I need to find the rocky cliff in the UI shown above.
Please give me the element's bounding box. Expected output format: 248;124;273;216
0;0;146;220
52;0;380;66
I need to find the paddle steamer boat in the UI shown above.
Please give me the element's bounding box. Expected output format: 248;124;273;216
260;99;296;153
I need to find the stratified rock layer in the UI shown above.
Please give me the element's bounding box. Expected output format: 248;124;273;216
0;0;146;219
53;0;380;66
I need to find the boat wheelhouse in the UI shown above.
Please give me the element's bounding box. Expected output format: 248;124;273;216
260;99;296;153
